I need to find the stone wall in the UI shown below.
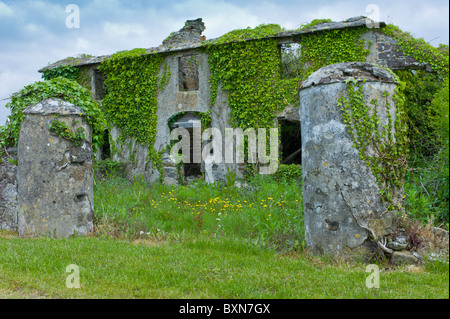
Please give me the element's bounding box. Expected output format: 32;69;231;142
362;30;428;70
0;148;18;231
111;49;235;185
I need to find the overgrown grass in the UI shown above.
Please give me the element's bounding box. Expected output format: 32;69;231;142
404;166;449;229
93;174;304;252
0;174;448;299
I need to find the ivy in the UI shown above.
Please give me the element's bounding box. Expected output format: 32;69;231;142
298;19;333;31
394;69;443;160
205;26;298;131
299;26;371;80
48;119;86;147
205;23;284;46
42;64;93;92
26;19;446;186
1;77;105;156
204;23;372;129
42;65;80;82
337;77;409;210
202;23;374;172
41;54;96;91
98;48;171;171
77;66;92;91
168;111;211;129
379;24;449;162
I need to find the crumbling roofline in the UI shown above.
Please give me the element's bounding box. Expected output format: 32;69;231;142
39;16;383;72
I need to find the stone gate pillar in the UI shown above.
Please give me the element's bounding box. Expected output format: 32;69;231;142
300;62;400;257
17;99;94;238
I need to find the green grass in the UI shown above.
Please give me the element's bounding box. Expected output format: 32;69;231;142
0;175;448;299
93;175;305;251
0;233;448;298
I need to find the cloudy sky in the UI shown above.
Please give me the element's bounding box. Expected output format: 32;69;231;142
0;0;448;125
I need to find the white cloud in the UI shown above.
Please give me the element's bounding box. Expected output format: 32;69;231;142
75;38;91;51
25;0;64;19
0;1;13;16
102;22;149;38
23;23;48;34
378;1;449;43
168;0;262;39
0;70;41;125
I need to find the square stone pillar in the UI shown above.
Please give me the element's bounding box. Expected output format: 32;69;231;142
17;99;94;238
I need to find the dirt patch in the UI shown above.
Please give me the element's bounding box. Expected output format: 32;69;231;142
0;288;49;299
0;230;19;239
132;238;168;247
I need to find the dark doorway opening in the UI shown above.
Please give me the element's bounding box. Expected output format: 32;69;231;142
101;129;111;159
170;112;202;178
279;119;301;164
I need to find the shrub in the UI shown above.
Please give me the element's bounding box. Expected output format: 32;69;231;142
404;76;449;229
395;70;442;162
272;164;302;182
94;158;127;179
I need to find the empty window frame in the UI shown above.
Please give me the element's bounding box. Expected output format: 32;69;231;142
178;55;199;91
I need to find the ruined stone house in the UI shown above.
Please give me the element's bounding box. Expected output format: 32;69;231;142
1;16;444;255
35;16;430;186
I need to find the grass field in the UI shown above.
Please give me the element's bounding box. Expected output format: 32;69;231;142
0;174;448;299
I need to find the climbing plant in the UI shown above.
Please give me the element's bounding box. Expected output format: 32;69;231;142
394;69;443;161
204;23;374;128
41;54;96;91
337;76;409;210
41;65;80;82
167;111;212;129
202;25;301;174
299;26;371;80
27;19;447;185
207;23;284;46
48;119;86;147
379;25;449;161
298;19;333;30
42;64;93;91
202;23;375;172
1;77;105;156
98;48;170;169
204;24;299;131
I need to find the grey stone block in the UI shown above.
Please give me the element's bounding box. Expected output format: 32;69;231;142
391;250;420;265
